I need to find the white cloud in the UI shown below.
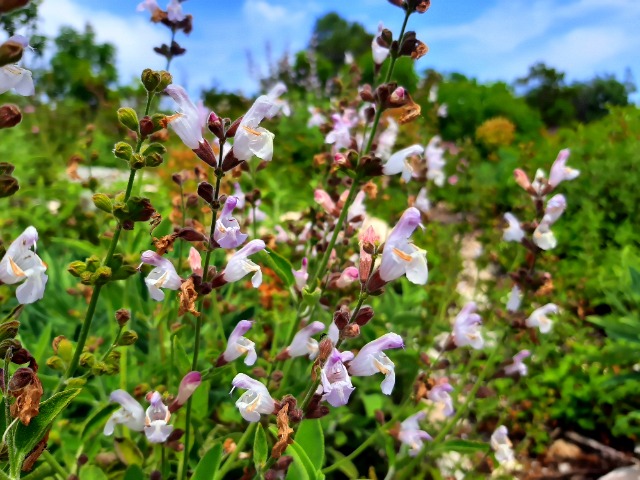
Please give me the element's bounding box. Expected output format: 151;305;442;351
418;0;640;84
38;0;168;83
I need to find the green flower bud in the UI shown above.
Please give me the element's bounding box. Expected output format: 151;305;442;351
117;331;138;346
144;152;164;168
79;352;95;368
141;68;161;92
66;377;87;388
141;142;167;156
117;107;139;132
86;256;101;270
92;193;113;213
92;361;109;376
129;153;145;170
67;261;87;278
56;338;74;363
113;142;133;161
46;356;65;371
91;266;113;285
0;320;19;342
157;70;173;91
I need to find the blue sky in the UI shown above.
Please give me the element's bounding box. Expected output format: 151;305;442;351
35;0;640;97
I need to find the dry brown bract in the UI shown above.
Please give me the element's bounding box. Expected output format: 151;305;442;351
178;277;200;317
8;367;43;426
272;404;294;459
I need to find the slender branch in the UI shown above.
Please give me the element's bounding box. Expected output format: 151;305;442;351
55;91;154;393
180;168;224;480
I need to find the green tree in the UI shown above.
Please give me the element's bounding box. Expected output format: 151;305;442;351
312;12;371;72
571;75;631;123
39;25;117;109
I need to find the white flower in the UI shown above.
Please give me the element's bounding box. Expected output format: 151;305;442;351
398;411;432;456
307;107;327;128
286;321;325;359
452;302;484;349
414;187;430;214
526;304;558;334
266;82;290;117
220;240;266;288
491;426;516;466
233;91;281;162
504;350;531;376
222;320;257;366
348;333;404;395
425;136;446;186
0;226;47;304
165;85;205;150
506;285;522;312
548;149;579;189
503;213;524;243
140;251;182;301
104;390;145;436
372;22;390;65
533;194;566;250
383;144;423;183
231;374;276;422
144;392;173;443
378;208;428;285
0;64;34;96
375;118;399;160
167;0;186;22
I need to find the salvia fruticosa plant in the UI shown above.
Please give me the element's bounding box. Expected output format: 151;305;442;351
0;0;585;478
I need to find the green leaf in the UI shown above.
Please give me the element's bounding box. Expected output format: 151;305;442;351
326;448;358;479
254;423;268;470
361;394;385;419
258;248;295;287
193;443;222;480
285;441;318;480
13;389;81;464
123;465;144;480
114;437;144;466
296;419;324;470
79;465;108;480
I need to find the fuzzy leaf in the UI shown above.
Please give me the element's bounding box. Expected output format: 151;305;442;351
296;419;324;470
254;423;268;470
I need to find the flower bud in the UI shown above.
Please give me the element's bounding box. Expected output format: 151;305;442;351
0;104;22;129
197;181;214;204
139;115;155;137
0;40;23;67
117;107;139;132
141;68;161;92
91;266;113;285
221;148;242;172
354;306;374;326
359;84;375;102
342;323;360;338
513;168;533;192
129;153;145;170
0;321;19;342
207;111;224;139
115;309;131;326
157;70;173;91
144;152;164;168
333;305;350;330
113;142;133;161
226;116;243;138
408;0;430;12
79;352;95;367
92;193;113;213
318;337;333;362
46;356;65;371
172;173;184;186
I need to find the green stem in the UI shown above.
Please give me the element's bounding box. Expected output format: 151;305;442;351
180;170;224;480
308;178;360;289
216;422;257;480
55;92;153;394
